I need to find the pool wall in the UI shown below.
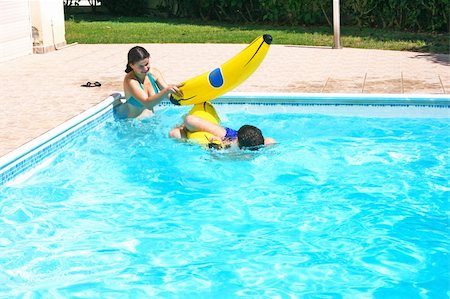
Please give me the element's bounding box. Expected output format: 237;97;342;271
219;92;450;107
1;92;449;185
216;92;450;118
0;93;121;185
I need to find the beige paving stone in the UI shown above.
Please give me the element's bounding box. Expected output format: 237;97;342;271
285;81;325;93
439;73;450;94
363;76;402;94
402;74;445;94
323;76;365;93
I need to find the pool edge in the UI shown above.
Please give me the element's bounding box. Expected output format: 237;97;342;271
216;92;450;106
0;92;122;185
1;91;449;185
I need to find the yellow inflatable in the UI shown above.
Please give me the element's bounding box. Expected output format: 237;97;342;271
170;34;272;106
186;102;221;146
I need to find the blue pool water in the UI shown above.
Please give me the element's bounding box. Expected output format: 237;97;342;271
1;105;449;298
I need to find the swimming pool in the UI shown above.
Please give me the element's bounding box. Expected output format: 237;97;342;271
0;93;449;298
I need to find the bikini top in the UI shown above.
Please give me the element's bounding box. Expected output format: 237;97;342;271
127;73;160;108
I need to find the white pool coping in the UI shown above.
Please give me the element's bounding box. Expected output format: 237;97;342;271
219;92;450;105
0;93;120;185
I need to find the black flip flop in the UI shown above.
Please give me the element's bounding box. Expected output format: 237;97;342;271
81;81;101;87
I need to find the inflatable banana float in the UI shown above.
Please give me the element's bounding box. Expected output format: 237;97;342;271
170;34;272;106
186;102;222;146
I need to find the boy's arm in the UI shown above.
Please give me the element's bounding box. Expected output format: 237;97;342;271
264;137;276;145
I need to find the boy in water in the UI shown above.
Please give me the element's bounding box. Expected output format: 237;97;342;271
169;107;276;150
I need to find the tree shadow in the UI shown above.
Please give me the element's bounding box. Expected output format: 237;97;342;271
411;53;449;66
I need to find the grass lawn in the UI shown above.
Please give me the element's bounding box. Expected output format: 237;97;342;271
65;15;449;54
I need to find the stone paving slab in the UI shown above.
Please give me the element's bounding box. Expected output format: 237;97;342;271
0;43;449;158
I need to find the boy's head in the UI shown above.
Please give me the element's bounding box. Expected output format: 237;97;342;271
237;125;264;150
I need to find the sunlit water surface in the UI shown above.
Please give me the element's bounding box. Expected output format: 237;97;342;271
1;105;449;298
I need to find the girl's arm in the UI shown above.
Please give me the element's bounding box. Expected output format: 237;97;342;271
124;73;182;110
151;67;169;90
150;68;183;100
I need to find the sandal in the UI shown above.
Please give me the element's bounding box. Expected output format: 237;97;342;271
81;81;101;87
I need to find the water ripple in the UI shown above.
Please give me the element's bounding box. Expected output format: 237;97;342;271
1;111;448;298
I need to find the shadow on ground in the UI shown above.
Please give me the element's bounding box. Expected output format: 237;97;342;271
411;53;450;66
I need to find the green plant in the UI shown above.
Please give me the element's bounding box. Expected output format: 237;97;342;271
343;0;449;32
82;0;449;33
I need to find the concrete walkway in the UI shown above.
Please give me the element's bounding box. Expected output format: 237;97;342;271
0;43;449;158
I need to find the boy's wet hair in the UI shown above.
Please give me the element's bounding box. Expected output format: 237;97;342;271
237;125;264;150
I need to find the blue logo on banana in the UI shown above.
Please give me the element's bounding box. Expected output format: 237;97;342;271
208;68;224;88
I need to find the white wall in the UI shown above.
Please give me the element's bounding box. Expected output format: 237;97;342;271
0;1;33;63
0;0;66;62
31;0;66;53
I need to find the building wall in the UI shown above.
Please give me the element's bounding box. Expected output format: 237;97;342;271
31;0;66;54
0;1;33;63
0;0;66;62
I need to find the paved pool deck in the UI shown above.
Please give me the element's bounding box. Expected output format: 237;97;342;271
0;43;449;158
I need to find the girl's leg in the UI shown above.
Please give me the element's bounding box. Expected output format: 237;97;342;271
184;115;226;138
169;124;187;139
113;101;129;119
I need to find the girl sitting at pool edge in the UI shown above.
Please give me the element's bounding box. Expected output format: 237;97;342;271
115;46;183;119
169;113;276;150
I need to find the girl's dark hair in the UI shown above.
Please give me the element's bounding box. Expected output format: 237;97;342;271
125;46;150;73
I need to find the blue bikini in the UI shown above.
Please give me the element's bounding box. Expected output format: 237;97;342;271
114;73;160;119
127;73;160;108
